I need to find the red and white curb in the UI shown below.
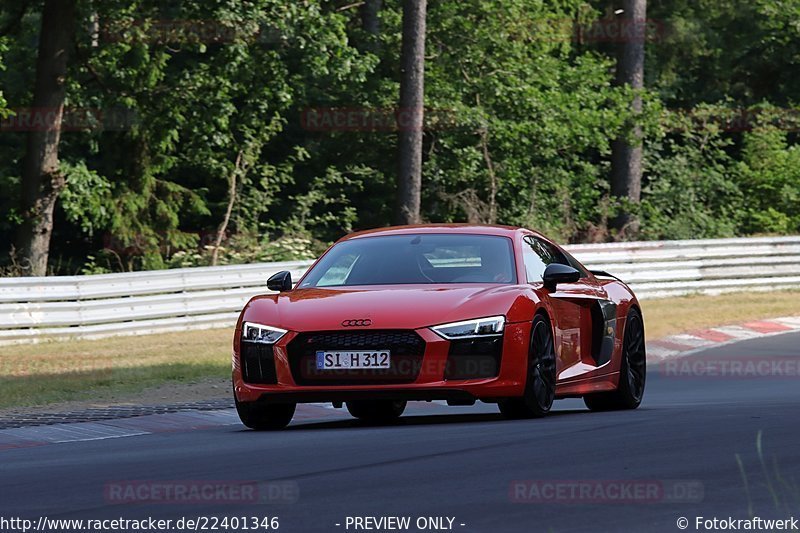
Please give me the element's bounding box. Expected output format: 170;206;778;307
648;316;800;361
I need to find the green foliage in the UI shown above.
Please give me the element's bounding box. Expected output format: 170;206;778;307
59;161;113;236
167;234;321;269
736;127;800;234
647;0;800;106
278;167;364;239
79;254;115;275
420;0;641;241
641;105;743;239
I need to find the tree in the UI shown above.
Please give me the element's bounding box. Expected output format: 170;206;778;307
395;0;427;225
2;0;799;275
15;0;76;275
609;0;646;238
361;0;382;38
422;0;631;241
0;45;8;117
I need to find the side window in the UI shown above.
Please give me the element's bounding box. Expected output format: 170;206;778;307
561;249;590;278
522;236;569;282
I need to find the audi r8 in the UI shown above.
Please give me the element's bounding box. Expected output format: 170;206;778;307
232;225;646;429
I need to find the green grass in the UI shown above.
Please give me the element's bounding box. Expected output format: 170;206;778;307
0;362;229;409
640;289;800;340
0;329;233;409
1;290;798;409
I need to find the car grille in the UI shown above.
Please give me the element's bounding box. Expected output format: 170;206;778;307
287;330;426;385
241;343;278;384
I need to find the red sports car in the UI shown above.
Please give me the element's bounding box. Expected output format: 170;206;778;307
232;225;646;429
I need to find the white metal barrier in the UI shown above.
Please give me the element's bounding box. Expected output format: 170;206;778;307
570;236;800;298
0;261;311;344
0;236;797;344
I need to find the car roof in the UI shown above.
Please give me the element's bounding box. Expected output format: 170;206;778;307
339;224;545;242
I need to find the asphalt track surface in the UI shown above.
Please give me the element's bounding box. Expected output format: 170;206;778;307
2;332;800;533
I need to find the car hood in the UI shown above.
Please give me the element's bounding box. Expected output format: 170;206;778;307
242;284;535;331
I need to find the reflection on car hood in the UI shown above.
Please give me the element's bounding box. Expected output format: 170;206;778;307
246;284;527;331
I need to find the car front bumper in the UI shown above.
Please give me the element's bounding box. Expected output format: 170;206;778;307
232;322;531;404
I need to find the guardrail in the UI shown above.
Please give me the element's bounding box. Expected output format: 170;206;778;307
0;261;311;345
0;236;797;344
571;236;800;298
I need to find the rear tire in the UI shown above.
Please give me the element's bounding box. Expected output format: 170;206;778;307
235;399;296;430
499;314;557;419
346;400;406;423
584;308;646;412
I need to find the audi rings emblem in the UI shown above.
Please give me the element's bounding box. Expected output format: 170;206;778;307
342;319;372;327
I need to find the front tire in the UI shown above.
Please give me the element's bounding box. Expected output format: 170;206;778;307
584;308;646;411
346;400;406;424
235;399;296;430
499;314;557;419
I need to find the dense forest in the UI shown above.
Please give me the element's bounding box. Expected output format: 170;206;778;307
1;0;799;275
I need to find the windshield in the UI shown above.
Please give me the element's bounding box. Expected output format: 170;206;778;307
299;234;517;287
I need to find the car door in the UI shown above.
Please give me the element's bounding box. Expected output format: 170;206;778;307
521;235;605;380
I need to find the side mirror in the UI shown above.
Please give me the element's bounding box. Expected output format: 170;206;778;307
267;271;293;292
542;263;580;291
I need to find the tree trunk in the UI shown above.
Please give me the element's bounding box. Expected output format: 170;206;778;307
479;126;497;224
16;0;77;276
609;0;646;239
211;151;243;267
361;0;382;37
395;0;426;225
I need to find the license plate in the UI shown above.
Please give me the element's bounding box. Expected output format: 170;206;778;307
316;350;391;370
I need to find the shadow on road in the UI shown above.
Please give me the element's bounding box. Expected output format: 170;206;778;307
282;408;589;431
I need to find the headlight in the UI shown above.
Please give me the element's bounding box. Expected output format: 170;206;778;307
241;322;288;344
431;315;505;340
